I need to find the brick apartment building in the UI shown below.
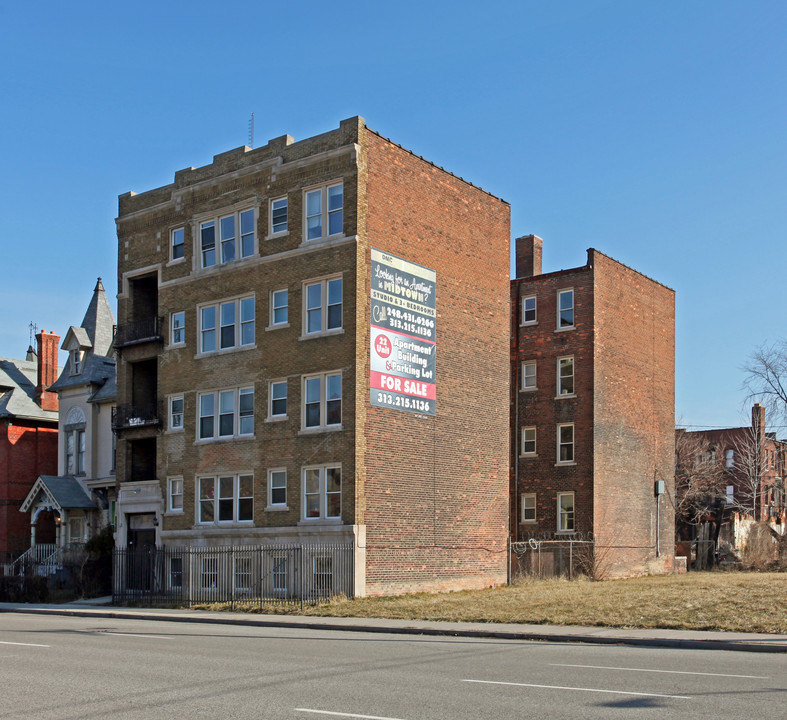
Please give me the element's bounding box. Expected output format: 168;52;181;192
511;236;676;577
114;116;511;596
0;331;59;563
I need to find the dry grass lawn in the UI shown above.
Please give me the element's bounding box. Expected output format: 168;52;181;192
209;572;787;634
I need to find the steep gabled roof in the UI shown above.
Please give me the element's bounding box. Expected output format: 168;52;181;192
80;277;115;357
0;357;58;423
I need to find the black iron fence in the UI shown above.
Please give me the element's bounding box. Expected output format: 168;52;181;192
112;401;163;430
113;317;164;348
113;544;354;608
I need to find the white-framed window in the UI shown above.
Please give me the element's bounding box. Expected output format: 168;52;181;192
171;227;185;261
557;423;574;463
726;449;735;468
313;554;333;595
521;427;536;456
170;396;184;431
198;387;254;440
558;356;574;396
234;554;252;592
726;484;735;505
303;276;342;335
521;493;536;523
270;197;288;235
268;380;287;419
558;288;574;329
198;474;253;523
168;477;184;512
68;516;84;544
557;492;575;532
302;464;341;520
302;372;341;430
272;555;288;594
270;289;288;327
76;430;85;474
200;208;255;268
201;556;218;589
66;429;86;475
521;361;536;391
199;296;255;353
171;311;185;345
521;295;536;325
304;183;343;241
66;433;74;473
70;349;83;375
268;468;287;508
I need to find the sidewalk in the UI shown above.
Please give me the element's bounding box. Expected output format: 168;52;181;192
2;599;786;654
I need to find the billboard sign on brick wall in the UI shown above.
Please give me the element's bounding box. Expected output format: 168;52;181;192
370;248;436;416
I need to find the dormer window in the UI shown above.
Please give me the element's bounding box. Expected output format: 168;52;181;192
71;349;83;375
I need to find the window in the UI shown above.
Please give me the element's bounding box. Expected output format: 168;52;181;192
269;380;287;419
234;555;252;592
200;208;255;268
70;349;82;375
76;430;85;474
558;356;574;395
521;361;536;391
66;433;74;474
201;556;218;589
169;557;183;588
521;296;536;325
303;372;341;429
68;517;84;544
268;468;287;508
171;227;185;261
521;427;536;456
726;449;735;468
168;477;183;512
521;494;536;523
270;289;288;327
199;296;255;353
302;465;341;520
304;277;342;335
272;555;288;595
198;387;254;440
271;197;288;234
171;311;185;345
558;289;574;329
198;474;253;523
170;396;183;430
313;555;333;595
304;183;343;241
557;492;575;532
726;484;735;505
557;423;574;463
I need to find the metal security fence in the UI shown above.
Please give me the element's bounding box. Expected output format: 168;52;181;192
112;544;354;608
510;536;596;580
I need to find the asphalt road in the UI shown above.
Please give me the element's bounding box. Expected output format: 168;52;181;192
1;612;785;719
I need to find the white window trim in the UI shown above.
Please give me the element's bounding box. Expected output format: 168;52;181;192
521;426;537;456
557;355;575;398
521;295;537;326
197;386;255;442
196;473;254;524
556;423;575;465
196;206;257;269
167;476;184;514
266;288;289;330
266;467;288;510
301;463;342;522
556;288;575;331
521;493;537;523
521;361;537;392
169;227;185;264
302;181;343;243
170;311;186;347
557;491;575;532
267;196;289;238
301;371;342;432
169;395;184;432
301;275;343;339
197;294;255;356
267;379;288;422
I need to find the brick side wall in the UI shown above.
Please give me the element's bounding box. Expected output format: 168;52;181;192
591;250;675;577
360;130;511;595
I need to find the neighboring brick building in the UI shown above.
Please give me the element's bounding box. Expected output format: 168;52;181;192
511;236;676;578
114;117;511;596
0;331;59;564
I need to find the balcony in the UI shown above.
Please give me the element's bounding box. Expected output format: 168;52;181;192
113;317;164;349
112;402;163;431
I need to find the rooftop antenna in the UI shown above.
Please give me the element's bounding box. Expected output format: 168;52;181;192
248;112;255;149
28;321;38;346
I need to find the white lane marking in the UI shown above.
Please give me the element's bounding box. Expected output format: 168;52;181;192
0;641;50;647
103;632;172;640
551;663;768;679
296;710;409;720
463;679;690;699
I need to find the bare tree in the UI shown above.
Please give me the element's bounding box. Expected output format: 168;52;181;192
729;427;765;520
742;340;787;425
674;430;727;529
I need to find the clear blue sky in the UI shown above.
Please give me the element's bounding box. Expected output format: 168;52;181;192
1;1;784;430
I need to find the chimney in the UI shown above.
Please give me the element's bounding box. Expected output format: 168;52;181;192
35;330;59;412
752;403;765;435
515;235;543;278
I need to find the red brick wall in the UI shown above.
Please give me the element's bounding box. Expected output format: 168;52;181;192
360;129;511;594
0;420;58;558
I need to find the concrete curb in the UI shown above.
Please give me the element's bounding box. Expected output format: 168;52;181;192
3;604;786;654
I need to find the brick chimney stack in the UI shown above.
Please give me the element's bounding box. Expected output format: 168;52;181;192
752;403;766;439
515;235;543;278
35;330;59;412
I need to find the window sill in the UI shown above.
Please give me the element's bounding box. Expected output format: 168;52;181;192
555;393;576;400
265;415;288;423
556;529;576;535
265;230;289;241
166;257;186;267
520;520;537;525
265;505;289;512
196;521;254;527
297;518;343;525
194;434;256;445
519;453;538;459
164;428;184;435
164;510;184;516
555;326;576;333
555;461;577;467
520;321;538;327
520;387;537;393
299;328;345;341
165;343;187;351
298;425;344;436
195;344;257;359
299;232;347;248
265;323;290;332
